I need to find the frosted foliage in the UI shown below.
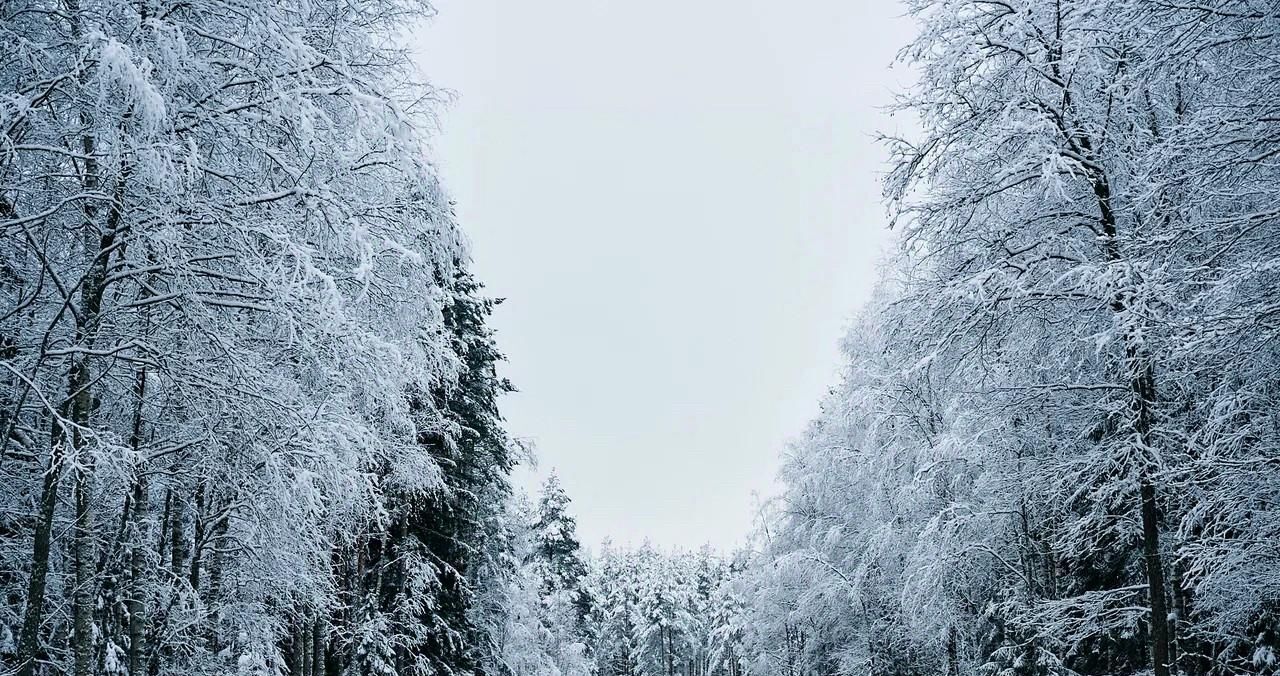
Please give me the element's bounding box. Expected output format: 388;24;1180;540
734;1;1280;676
6;1;1279;675
1;0;470;674
471;497;593;676
580;544;745;676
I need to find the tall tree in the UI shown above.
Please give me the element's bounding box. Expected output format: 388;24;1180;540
0;1;507;674
531;471;588;600
736;3;1280;676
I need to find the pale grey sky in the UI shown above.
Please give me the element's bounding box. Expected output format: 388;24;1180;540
414;1;915;550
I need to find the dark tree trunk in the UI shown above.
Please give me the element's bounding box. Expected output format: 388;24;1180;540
73;466;94;676
127;361;149;676
1093;171;1171;676
311;616;325;676
189;483;206;592
15;445;64;676
128;475;148;676
17;52;122;673
1140;478;1171;676
302;622;313;676
204;509;228;654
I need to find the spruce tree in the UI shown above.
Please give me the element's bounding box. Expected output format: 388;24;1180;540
532;472;589;607
404;268;517;673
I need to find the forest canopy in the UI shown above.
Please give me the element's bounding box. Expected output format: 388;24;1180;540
3;1;1280;675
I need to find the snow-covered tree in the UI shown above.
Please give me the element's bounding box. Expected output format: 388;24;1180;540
0;1;523;674
532;472;589;606
737;3;1280;676
473;495;591;676
579;544;742;676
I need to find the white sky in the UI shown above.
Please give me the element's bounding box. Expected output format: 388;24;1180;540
413;0;916;551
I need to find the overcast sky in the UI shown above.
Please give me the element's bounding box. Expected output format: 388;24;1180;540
413;1;916;551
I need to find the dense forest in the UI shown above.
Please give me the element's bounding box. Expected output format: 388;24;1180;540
731;0;1280;674
3;0;1279;675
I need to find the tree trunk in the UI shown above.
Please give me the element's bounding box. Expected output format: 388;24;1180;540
1093;171;1171;676
301;622;313;676
665;626;674;676
15;445;65;676
157;491;171;558
1140;478;1171;676
170;496;186;581
126;384;149;676
311;616;325;676
289;627;305;676
946;627;959;676
128;474;148;676
16;37;121;672
204;509;229;654
73;466;94;676
189;483;206;591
